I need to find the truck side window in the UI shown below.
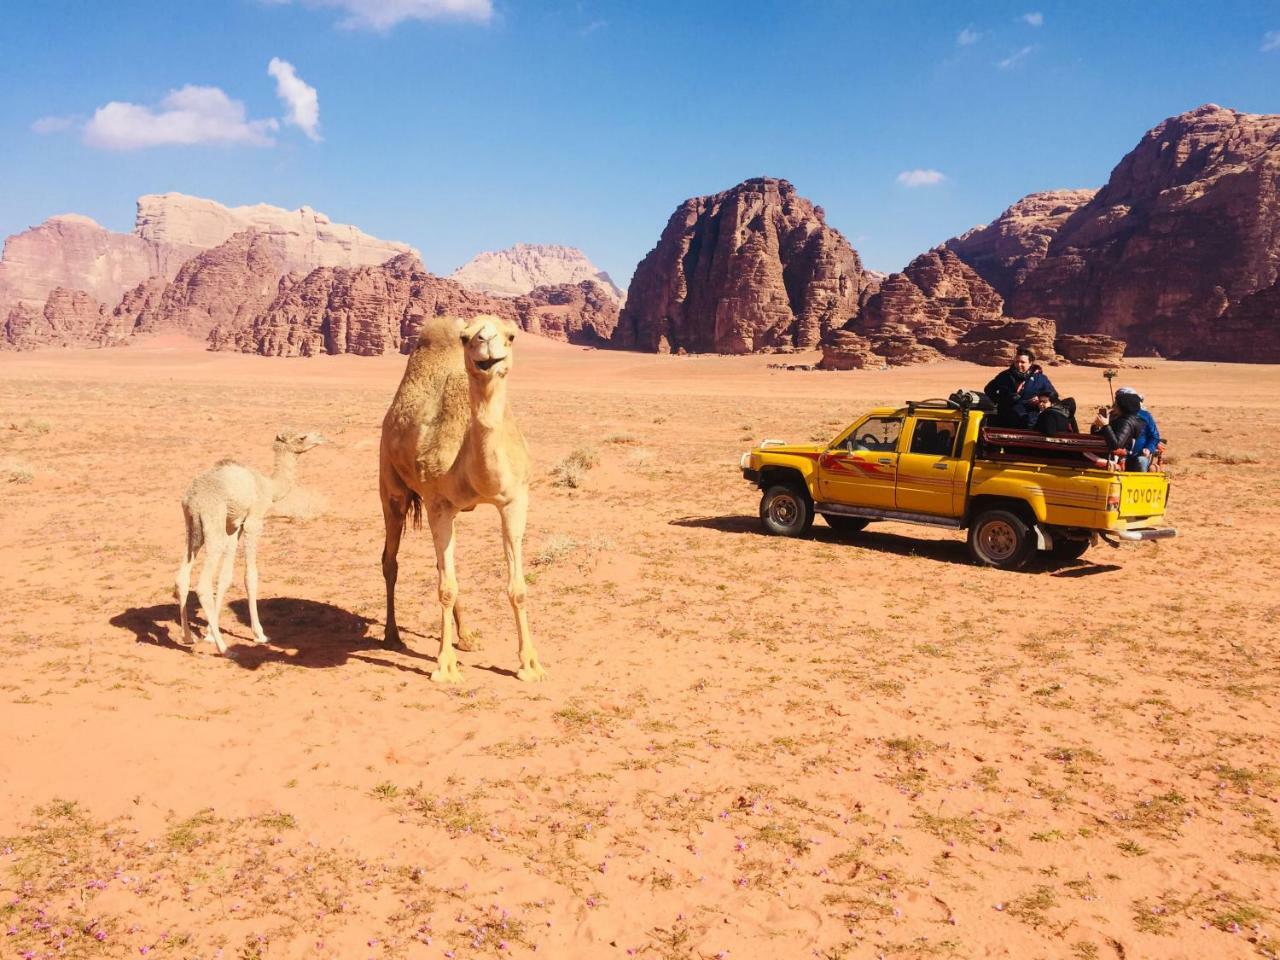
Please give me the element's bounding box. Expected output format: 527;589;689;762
846;417;903;452
910;419;957;456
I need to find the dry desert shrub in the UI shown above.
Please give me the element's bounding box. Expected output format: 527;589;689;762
1;458;34;484
1193;449;1260;464
550;445;600;488
603;432;639;445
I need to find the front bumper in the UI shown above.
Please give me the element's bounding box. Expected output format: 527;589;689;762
742;467;760;483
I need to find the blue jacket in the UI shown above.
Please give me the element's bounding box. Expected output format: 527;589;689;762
1129;409;1160;455
984;365;1057;428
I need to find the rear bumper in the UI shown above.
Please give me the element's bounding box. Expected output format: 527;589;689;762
1113;526;1177;542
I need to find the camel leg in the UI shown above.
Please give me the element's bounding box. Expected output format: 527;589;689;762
453;589;482;652
500;495;547;682
211;532;239;655
243;521;269;644
380;489;408;649
196;530;232;655
427;503;463;684
175;508;201;645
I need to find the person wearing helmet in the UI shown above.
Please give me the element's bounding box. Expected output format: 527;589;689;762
1115;386;1162;471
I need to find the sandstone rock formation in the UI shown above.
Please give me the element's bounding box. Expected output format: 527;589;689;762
0;215;167;316
134;193;416;276
1;287;110;351
949;316;1059;366
133;231;289;340
452;244;624;301
518;280;619;344
612;178;870;353
855;248;1003;350
1212;281;1280;362
1054;334;1127;367
1009;104;1280;358
817;330;881;370
944;190;1096;299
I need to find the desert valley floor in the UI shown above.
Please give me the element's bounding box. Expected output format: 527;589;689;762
1;337;1278;960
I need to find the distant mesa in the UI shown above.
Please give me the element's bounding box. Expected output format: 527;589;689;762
451;243;625;302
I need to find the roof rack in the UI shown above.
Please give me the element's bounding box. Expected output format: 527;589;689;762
905;398;958;414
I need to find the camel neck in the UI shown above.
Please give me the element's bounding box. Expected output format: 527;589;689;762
270;444;297;501
468;378;507;432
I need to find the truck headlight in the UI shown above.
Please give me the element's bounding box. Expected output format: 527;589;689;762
739;452;750;469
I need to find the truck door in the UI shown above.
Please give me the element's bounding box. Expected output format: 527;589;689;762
896;416;960;516
819;415;902;509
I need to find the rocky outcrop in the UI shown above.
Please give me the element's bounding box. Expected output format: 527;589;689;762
134;193;416;276
0;215;169;316
452;244;623;301
1;287;110;351
945;190;1096;298
517;280;619;344
949;316;1059;366
817;330;881;370
134;231;289;340
1009;104;1280;358
612;178;870;353
1210;281;1280;362
855;248;1003;349
1054;334;1127;367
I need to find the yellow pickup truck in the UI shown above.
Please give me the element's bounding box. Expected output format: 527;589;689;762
739;398;1175;569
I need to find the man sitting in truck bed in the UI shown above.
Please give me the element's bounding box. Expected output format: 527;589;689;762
984;347;1057;428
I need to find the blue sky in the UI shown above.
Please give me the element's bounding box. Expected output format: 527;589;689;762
1;1;1278;286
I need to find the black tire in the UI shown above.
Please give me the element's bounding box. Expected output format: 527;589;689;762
760;484;814;537
968;508;1034;570
1049;536;1090;562
822;514;869;536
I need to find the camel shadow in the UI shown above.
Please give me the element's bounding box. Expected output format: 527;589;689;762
111;596;435;670
670;514;1122;575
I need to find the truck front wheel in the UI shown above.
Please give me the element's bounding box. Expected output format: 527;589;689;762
822;514;869;537
968;509;1033;570
760;484;814;537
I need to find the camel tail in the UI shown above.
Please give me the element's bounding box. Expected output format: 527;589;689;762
182;503;204;557
407;490;423;531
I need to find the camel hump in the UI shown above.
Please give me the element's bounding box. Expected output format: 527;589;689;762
411;315;467;356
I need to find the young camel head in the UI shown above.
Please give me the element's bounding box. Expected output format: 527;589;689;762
460;315;519;385
273;430;326;454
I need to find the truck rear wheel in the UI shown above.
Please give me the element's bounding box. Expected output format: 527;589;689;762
968;509;1033;570
822;514;869;536
760;484;813;537
1049;537;1090;562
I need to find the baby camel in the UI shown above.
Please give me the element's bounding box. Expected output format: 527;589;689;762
175;430;324;654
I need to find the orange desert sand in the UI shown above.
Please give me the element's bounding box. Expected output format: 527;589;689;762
1;335;1277;960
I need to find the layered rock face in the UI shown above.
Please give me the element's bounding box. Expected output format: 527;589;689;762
1008;104;1280;357
856;248;1003;351
613;178;869;353
1054;334;1127;367
0;215;168;314
950;317;1058;366
518;281;619;344
1;288;109;351
944;189;1096;298
1212;281;1280;362
452;244;624;301
131;231;288;340
134;193;416;276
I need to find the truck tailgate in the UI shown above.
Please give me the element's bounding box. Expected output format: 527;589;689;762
1117;473;1169;519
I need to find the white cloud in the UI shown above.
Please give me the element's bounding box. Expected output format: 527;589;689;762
1020;11;1044;26
997;45;1035;69
276;0;492;30
268;58;320;141
32;115;76;134
1263;31;1280;53
83;85;278;150
957;27;980;46
896;169;947;188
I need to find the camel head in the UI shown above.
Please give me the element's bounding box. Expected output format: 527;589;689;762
274;430;326;454
460;315;518;383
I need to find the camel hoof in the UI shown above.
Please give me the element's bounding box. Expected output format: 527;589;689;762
455;630;483;653
517;664;549;682
430;665;463;684
384;631;407;650
253;633;270;645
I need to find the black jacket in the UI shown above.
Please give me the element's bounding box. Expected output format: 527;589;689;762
1093;412;1142;451
1036;400;1077;435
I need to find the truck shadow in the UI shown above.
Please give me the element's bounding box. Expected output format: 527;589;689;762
670;515;1121;575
